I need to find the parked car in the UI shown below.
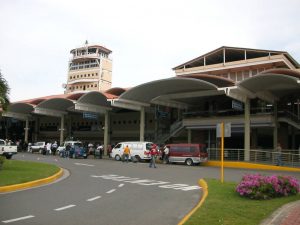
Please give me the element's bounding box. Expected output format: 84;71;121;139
69;144;87;159
0;139;17;159
30;141;46;154
110;141;153;161
166;143;208;166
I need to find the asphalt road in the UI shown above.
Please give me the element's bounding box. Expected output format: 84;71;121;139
1;153;299;225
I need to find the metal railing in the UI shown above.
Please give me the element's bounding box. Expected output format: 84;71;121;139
208;148;300;167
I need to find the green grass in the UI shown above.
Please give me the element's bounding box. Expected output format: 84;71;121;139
185;179;300;225
0;160;60;186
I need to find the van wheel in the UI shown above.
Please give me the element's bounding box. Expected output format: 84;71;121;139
115;155;121;161
185;158;193;166
135;155;141;162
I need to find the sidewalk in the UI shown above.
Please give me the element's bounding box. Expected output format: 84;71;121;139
260;200;300;225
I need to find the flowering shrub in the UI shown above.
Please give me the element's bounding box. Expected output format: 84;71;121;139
236;174;300;200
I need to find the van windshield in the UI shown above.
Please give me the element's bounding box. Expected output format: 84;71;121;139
115;143;122;149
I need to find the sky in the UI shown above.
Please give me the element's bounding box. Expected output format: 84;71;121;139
0;0;300;102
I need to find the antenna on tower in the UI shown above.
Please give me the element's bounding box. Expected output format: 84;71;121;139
85;40;88;45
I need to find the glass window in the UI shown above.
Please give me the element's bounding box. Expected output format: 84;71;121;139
115;144;122;149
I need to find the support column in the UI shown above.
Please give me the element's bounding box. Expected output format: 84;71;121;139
187;129;192;143
140;107;145;142
67;116;72;139
59;115;65;145
24;119;29;144
244;98;250;161
104;111;109;155
273;102;278;150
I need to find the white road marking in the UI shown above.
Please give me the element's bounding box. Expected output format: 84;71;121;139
87;196;102;202
54;204;76;211
2;215;35;223
74;163;94;167
118;184;124;187
106;189;116;194
93;174;201;192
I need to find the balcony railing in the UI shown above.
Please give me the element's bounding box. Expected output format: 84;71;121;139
208;148;300;167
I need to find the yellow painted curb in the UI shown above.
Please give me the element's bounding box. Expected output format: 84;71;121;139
178;179;208;225
202;161;300;172
0;168;63;193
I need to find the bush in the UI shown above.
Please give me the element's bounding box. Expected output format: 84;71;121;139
0;156;5;170
236;174;300;200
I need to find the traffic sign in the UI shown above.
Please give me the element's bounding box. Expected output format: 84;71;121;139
216;123;231;137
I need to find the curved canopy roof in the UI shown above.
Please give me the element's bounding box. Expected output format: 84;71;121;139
105;87;128;96
37;98;74;111
5;92;112;119
119;77;219;104
77;91;111;107
178;74;235;87
7;103;34;114
238;69;300;99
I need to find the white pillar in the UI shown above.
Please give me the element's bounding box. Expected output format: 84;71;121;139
273;102;278;150
24;119;29;144
244;98;250;161
104;111;109;155
188;129;192;143
59;116;65;145
140;107;145;142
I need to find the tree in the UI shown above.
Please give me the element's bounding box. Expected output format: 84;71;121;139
0;70;10;111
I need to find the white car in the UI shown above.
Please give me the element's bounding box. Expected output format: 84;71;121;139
30;141;46;153
110;141;153;161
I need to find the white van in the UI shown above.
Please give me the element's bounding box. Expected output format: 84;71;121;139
111;141;153;161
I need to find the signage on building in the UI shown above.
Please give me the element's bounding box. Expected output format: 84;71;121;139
232;100;243;111
83;112;98;120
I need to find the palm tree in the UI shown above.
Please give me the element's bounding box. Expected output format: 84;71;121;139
0;70;10;111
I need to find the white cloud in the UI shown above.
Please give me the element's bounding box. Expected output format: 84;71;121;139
0;0;299;101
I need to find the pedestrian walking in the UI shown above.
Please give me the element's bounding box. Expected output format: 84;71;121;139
123;145;130;162
149;144;159;168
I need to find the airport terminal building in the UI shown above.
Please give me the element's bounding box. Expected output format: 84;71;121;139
1;43;300;163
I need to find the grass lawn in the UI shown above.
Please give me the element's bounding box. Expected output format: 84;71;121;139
185;179;300;225
0;160;60;186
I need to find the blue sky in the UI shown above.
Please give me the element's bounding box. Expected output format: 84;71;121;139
0;0;299;101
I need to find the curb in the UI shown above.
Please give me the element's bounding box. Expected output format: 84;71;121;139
203;161;300;172
259;200;300;225
0;168;63;193
178;179;208;225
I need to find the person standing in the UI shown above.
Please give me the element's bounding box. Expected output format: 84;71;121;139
163;145;169;164
276;142;283;166
52;141;58;155
97;144;103;159
46;142;52;155
123;145;130;162
149;144;159;168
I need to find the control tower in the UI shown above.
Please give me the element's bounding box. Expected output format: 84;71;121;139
64;41;112;93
